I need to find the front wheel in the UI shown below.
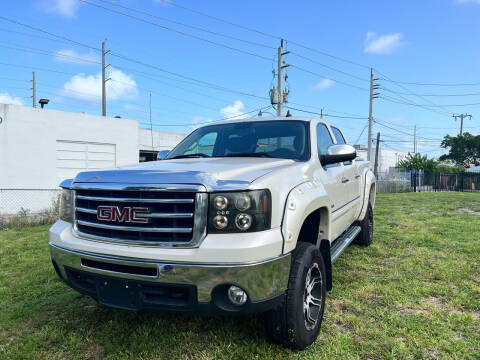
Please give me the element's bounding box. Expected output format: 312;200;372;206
265;243;326;349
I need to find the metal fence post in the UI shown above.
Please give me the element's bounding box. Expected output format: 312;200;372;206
413;171;417;192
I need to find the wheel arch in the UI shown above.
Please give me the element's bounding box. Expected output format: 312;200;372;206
281;181;331;254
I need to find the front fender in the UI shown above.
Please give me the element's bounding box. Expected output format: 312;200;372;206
357;168;376;221
281;180;331;254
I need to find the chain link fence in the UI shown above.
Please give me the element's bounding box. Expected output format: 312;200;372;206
376;169;412;193
0;189;61;228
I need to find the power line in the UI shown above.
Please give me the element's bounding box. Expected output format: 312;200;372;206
379;77;480;87
138;106;272;127
354;121;369;144
284;105;368;119
162;0;371;69
93;0;275;50
380;94;480;108
289;51;369;83
290;65;369;92
79;0;272;61
375;69;453;116
0;15;100;51
0;41;100;64
381;86;480;97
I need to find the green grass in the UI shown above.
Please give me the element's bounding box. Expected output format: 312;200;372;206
1;193;479;359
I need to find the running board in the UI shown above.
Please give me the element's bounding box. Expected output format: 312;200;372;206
330;225;361;263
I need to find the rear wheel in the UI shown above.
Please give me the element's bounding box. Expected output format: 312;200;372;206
354;202;373;246
265;242;326;349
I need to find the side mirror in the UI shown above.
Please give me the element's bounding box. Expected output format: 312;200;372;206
157;150;170;160
321;144;356;166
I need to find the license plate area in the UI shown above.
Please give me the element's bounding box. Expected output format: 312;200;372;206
64;267;196;311
97;278;140;310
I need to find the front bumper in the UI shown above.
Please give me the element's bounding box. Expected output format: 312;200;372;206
50;243;291;313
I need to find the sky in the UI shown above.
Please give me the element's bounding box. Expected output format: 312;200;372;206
1;0;480;158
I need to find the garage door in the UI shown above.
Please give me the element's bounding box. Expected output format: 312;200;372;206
56;140;116;182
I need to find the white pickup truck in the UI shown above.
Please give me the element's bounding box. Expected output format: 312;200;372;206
50;117;376;349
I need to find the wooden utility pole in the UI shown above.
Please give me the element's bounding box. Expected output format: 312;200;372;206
453;113;472;136
374;132;380;177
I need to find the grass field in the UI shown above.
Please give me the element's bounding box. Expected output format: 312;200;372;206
0;193;479;359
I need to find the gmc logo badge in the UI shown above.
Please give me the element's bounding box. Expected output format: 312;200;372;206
96;206;149;223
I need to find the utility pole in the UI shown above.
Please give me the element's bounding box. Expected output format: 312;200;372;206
374;132;380;177
149;93;154;152
101;41;111;117
414;125;417;154
452;113;472;136
271;39;290;116
367;68;380;164
31;72;36;108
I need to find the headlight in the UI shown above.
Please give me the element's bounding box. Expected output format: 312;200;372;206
208;190;271;233
59;188;74;223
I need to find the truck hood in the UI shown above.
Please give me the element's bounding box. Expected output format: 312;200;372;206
73;157;296;191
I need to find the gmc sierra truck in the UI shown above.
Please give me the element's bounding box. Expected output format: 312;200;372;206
50;117;376;349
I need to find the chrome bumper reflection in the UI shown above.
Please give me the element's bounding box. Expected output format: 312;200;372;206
50;243;291;303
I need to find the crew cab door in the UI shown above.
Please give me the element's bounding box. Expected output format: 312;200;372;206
313;123;352;240
330;126;362;223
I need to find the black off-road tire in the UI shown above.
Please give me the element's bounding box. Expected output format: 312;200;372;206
265;242;326;349
354;202;373;246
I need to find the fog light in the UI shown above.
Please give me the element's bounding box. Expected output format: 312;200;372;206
213;196;228;210
212;215;228;229
235;213;252;230
227;285;247;306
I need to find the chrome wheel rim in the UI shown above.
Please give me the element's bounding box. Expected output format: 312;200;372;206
303;262;323;330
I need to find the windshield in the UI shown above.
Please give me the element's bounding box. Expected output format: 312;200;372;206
166;120;310;161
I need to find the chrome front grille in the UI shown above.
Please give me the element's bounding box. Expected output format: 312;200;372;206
73;184;207;247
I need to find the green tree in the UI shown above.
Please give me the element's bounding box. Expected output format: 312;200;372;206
397;153;437;171
439;133;480;167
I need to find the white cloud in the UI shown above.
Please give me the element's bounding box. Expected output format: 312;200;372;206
364;32;406;54
0;93;24;105
220;100;248;119
44;0;80;18
60;68;138;102
55;49;99;65
313;78;335;90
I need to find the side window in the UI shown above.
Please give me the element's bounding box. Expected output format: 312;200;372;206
185;132;218;156
316;124;334;156
331;127;346;144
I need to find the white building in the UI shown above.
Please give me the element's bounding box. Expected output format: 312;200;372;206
355;145;409;173
0;104;185;215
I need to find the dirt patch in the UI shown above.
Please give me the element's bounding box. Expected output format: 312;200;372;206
85;344;105;360
459;208;480;216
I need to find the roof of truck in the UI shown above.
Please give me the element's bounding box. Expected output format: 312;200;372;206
202;116;327;126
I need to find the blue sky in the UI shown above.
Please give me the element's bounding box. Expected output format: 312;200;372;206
1;0;479;157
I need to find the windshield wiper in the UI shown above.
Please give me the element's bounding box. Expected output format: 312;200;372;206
222;152;274;158
168;153;211;159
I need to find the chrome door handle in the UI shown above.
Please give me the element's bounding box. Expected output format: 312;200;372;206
341;177;350;183
355;174;361;179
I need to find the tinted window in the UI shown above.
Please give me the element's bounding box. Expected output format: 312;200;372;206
166;120;310;161
317;124;333;156
331;127;346;144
